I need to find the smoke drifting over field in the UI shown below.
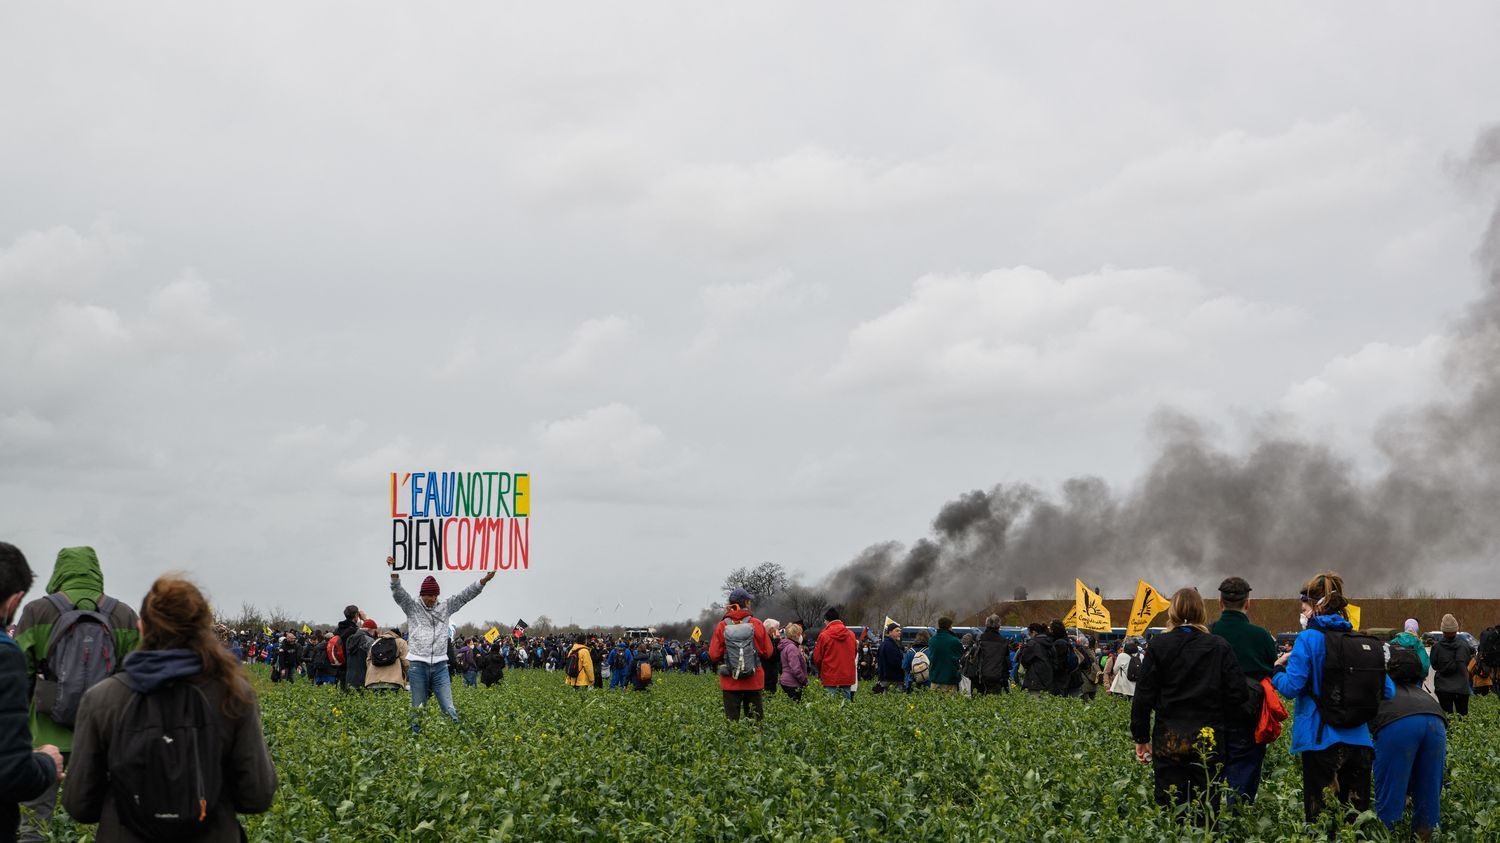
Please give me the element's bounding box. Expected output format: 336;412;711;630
821;126;1500;613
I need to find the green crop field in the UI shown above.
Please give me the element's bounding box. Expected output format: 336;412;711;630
46;667;1500;841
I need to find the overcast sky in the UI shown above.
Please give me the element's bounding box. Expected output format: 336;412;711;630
3;3;1499;628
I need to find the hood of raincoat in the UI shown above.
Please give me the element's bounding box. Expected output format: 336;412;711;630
46;546;105;610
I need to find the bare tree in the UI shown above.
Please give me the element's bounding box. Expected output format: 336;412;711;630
781;585;830;627
225;601;265;632
890;593;954;628
724;562;791;602
267;604;296;631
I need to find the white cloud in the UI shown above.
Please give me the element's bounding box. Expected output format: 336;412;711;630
139;270;241;351
0;223;130;297
0;409;56;455
690;272;825;354
1070;116;1414;227
1280;336;1450;445
536;403;665;473
829;265;1301;405
540;315;633;378
3;3;1499;619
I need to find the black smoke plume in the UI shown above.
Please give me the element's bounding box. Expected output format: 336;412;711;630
817;125;1500;618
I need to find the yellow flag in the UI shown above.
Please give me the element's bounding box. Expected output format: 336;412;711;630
884;616;899;632
301;623;312;634
1063;605;1080;628
484;626;501;644
1347;604;1361;630
1073;579;1112;633
263;626;272;636
691;626;703;642
1126;580;1171;637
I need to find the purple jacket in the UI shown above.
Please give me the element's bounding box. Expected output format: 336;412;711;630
778;637;808;688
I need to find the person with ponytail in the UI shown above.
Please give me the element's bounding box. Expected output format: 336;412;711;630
1129;587;1248;818
63;575;277;841
1271;571;1394;827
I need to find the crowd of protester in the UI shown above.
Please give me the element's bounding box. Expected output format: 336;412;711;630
3;540;1496;840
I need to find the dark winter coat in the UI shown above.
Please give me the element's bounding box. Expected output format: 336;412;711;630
1;631;56;842
1130;627;1249;751
1430;635;1475;696
344;629;374;688
877;637;905;683
63;651;277;841
1020;634;1054;692
977;629;1012;681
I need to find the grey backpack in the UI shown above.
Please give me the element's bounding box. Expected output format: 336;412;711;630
36;593;120;726
719;617;760;680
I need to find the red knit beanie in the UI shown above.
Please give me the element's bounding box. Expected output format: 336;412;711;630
420;576;440;597
362;618;378;630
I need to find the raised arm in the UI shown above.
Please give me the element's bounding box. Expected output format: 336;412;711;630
387;557;416;614
445;571;493;614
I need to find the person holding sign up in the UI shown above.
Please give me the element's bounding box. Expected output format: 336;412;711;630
386;556;495;734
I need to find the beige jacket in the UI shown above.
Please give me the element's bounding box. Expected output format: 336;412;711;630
365;630;409;687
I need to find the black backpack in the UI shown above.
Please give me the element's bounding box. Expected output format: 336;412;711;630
960;646;981;680
1315;630;1386;729
1479;627;1500;669
1387;643;1424;686
610;650;625;670
1125;654;1141;683
108;680;222;840
370;637;399;668
565;649;581;679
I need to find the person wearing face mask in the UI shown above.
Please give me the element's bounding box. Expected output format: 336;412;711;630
1272;571;1394;827
0;543;65;843
386;556;495;734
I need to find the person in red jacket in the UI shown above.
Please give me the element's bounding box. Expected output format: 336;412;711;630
707;587;774;722
813;606;858;701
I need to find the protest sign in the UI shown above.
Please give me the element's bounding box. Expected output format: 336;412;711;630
390;470;531;572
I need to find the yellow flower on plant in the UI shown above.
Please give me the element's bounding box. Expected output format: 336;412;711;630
1197;726;1217;753
914;728;923;738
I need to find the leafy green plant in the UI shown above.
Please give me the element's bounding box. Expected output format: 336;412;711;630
46;667;1497;840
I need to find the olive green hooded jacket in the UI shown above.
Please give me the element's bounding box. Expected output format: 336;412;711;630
13;547;140;751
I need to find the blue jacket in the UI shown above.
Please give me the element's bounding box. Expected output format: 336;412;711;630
901;648;931;689
610;646;634;674
1271;614;1394;754
2;631;56;840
